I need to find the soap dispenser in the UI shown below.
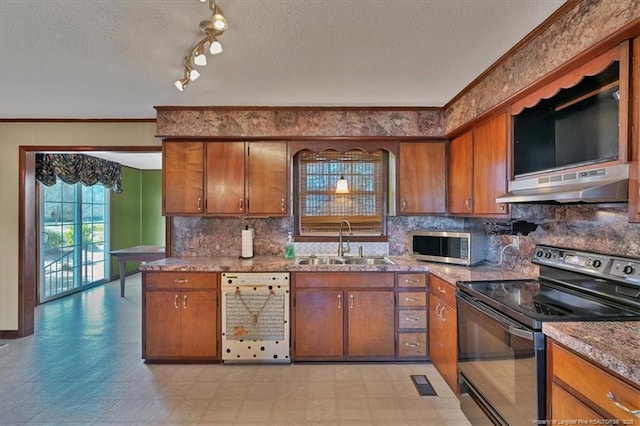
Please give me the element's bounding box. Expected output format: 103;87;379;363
284;232;295;259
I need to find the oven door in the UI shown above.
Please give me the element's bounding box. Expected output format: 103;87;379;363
456;291;546;426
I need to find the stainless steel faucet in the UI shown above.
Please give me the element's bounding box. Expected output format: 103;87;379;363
338;220;352;257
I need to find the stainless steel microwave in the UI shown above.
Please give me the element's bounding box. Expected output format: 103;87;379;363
409;230;485;266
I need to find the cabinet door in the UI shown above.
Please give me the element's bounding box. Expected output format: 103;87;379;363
163;142;204;214
473;113;509;215
180;290;217;358
247;142;288;215
448;131;473;214
347;291;395;357
428;295;458;394
206;142;246;214
398;142;446;214
145;291;182;357
294;290;344;358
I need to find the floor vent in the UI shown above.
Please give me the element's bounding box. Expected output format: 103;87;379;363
410;374;438;397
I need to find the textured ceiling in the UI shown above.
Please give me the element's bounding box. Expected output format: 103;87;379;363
0;0;564;119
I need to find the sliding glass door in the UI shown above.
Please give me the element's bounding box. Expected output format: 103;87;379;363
39;180;109;303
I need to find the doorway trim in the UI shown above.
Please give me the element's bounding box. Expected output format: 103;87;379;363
15;146;162;338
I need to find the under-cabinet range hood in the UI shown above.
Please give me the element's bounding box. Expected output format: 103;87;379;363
496;163;629;204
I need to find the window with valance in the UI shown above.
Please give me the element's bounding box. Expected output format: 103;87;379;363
35;153;123;193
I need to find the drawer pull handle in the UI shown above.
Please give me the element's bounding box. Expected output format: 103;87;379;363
607;391;640;417
174;279;189;283
183;294;188;309
404;342;420;348
350;293;355;309
437;286;446;294
174;294;179;309
404;279;419;283
405;317;420;322
337;294;342;309
281;198;286;211
405;297;419;302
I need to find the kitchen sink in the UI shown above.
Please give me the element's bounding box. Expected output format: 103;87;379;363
343;257;395;265
294;256;395;266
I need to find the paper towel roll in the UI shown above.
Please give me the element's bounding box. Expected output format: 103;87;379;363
241;229;253;258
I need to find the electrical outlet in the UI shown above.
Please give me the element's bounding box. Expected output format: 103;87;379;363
511;235;520;249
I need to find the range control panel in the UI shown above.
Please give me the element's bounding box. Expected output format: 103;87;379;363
532;245;640;285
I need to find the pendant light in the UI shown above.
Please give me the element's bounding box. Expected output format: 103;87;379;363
335;175;349;194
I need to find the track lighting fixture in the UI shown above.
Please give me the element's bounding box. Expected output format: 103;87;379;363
174;0;228;91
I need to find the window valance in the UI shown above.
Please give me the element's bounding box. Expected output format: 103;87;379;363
36;153;123;193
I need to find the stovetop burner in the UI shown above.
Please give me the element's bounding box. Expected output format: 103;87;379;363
458;279;638;324
457;245;640;330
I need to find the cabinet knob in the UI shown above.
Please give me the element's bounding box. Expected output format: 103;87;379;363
401;198;407;211
183;294;188;309
465;198;472;212
174;294;179;309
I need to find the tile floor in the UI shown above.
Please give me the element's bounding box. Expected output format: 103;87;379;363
0;273;471;425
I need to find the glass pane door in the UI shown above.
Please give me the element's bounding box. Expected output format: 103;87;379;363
39;181;109;303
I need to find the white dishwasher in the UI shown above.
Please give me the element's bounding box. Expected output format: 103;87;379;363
221;272;290;363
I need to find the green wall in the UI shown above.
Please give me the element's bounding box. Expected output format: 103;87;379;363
109;167;164;278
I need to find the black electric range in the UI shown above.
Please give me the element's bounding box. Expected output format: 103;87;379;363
457;245;640;330
456;244;640;426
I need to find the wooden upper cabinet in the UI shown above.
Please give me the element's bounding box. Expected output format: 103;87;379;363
163;141;205;215
398;141;446;214
448;131;473;214
206;142;246;214
473;113;509;215
447;113;509;217
247;142;288;215
630;36;640;223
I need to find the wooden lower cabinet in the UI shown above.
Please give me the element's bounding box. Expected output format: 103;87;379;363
143;272;219;362
396;273;428;360
428;274;458;394
294;290;344;358
293;273;395;360
548;339;640;422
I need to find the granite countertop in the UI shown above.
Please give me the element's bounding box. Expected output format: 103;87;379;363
543;321;640;387
139;255;536;283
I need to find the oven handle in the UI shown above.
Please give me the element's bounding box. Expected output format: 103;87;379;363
457;291;534;341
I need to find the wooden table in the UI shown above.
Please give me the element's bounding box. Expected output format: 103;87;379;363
109;245;165;297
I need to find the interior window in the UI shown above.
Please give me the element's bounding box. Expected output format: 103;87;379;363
295;149;387;236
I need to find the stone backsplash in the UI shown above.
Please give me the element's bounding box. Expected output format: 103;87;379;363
172;203;638;277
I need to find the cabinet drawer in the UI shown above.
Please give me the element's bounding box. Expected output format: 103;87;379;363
428;274;456;307
145;272;218;290
398;309;427;329
294;272;394;289
398;292;427;307
551;342;640;421
397;273;427;288
398;332;427;357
